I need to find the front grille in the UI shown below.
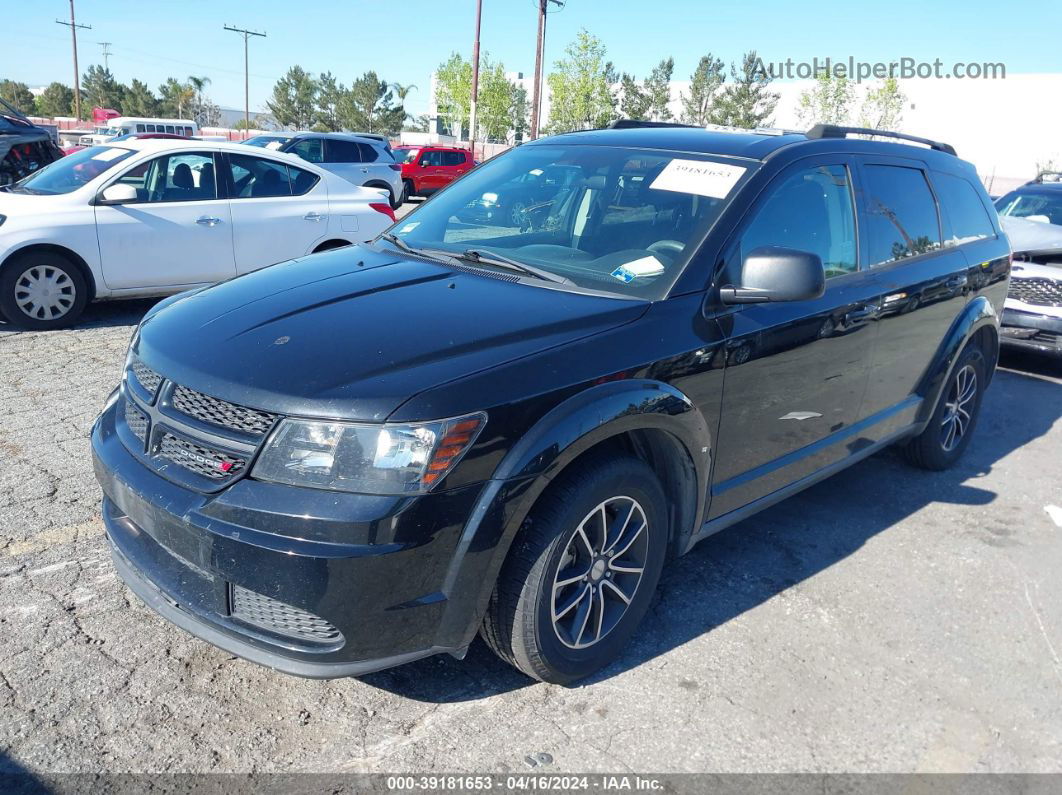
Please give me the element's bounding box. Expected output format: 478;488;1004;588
123;399;149;443
230;585;342;645
157;433;246;480
130;358;163;395
171;385;277;436
1010;277;1062;307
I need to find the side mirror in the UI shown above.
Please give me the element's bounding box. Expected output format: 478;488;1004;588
720;246;826;304
97;184;138;205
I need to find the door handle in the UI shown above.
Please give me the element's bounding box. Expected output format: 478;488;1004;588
196;216;221;226
303;212;326;222
843;303;880;325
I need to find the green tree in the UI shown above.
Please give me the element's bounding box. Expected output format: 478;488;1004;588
618;73;649;120
796;73;854;127
680;54;725;126
314;72;345;131
187;75;213;125
158;77;194;118
643;57;674;121
34;82;74;117
858;78;905;131
339;71;404;135
82;65;125;112
709;50;779;129
122;79;158;117
435;53;472;137
233;118;257;130
545;29;615;133
476;57;526;142
0;80;36;114
267;66;318;130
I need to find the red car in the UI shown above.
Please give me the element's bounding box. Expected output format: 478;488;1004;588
392;145;474;202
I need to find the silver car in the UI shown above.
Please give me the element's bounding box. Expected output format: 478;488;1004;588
243;132;403;209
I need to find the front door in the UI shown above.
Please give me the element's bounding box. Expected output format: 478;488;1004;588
417;150;446;192
709;157;880;518
224;152;329;273
94;150;235;290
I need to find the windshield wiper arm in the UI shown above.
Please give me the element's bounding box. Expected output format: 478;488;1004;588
459;249;573;285
378;231;416;255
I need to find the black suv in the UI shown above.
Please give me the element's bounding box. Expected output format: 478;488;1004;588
92;122;1010;684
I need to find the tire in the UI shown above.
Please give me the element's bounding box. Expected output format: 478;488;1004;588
387;186;400;210
902;344;986;470
481;455;669;684
0;251;88;330
401;179;414;204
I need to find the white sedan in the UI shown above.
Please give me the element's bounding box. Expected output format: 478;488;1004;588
0;139;397;329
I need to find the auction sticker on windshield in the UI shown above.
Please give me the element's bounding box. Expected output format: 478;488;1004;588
651;159;746;198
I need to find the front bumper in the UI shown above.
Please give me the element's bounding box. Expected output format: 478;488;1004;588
91;397;506;678
1000;307;1062;357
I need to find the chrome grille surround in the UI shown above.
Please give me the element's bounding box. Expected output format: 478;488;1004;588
230;584;343;646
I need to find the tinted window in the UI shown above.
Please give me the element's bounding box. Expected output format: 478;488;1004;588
290;138;324;163
165;125;175;134
326;139;362;163
228;153;293;198
442;151;466;167
288;164;320;196
358;142;379;162
420;150;444;167
136;124;145;133
863;165;941;265
934;172;996;245
740;164;858;278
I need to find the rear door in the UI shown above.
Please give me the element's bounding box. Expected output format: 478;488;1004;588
437;150;468;187
323;138;370;186
853;157;970;423
94;150;235;289
223;151;329;273
709;155;881;518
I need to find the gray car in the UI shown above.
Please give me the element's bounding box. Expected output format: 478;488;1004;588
243;132;403;208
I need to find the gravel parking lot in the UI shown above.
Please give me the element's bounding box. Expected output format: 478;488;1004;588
2;232;1061;774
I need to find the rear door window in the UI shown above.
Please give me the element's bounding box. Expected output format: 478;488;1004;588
421;150;444;167
227;153;294;198
326;139;362;163
862;164;942;265
442;151;466;167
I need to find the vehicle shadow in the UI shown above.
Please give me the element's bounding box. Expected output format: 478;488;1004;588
0;750;50;793
0;298;158;335
362;365;1062;701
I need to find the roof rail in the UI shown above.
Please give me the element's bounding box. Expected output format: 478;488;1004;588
805;124;957;157
608;119;698;130
1029;170;1062;185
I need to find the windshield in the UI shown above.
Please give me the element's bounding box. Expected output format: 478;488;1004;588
11;146;134;195
389;144;753;299
996;190;1062;226
244;135;292;150
393;147;419;164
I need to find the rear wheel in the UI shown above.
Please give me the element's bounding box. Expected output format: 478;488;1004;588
401;179;414;204
902;344;986;470
0;251;88;330
481;455;668;684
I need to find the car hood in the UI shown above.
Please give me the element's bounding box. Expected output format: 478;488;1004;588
1001;215;1062;255
135;244;647;421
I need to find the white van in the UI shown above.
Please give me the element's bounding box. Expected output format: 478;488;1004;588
79;118;198;146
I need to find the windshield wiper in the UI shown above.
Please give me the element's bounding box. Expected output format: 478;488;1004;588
378;231;417;255
458;249;573;285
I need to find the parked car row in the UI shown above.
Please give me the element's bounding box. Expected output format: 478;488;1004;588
89;121;1012;684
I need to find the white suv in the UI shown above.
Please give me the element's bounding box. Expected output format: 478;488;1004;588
0;139;396;329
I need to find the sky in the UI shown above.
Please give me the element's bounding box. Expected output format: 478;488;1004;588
5;0;1062;119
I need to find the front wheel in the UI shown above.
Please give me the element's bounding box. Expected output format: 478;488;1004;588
902;344;986;470
0;252;88;330
481;455;668;684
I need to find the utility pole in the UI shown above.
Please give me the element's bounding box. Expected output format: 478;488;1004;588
98;41;112;71
530;0;563;140
468;0;483;158
223;24;266;138
56;0;91;121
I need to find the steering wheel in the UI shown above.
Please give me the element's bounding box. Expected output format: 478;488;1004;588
647;239;685;256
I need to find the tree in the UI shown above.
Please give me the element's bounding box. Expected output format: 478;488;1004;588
858;78;905;131
680;54;725;126
34;82;74;117
796;73;854;127
314;72;345;132
340;71;405;136
82;65;125;112
267;66;318;130
476;57;526;142
122;79;157;117
643;58;674;121
709;50;779;129
0;80;36;114
618;73;649;120
233;118;257;130
158;77;195;118
403;114;430;133
187;75;213;125
545;29;615;133
435;53;472;138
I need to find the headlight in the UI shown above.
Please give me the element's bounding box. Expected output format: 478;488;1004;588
251;412;486;494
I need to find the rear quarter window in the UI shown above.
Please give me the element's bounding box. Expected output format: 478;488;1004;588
933;172;997;245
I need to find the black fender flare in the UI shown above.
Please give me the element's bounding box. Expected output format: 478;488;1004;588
914;295;999;427
433;379;712;649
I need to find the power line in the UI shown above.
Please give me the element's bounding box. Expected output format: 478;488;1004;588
55;0;91;121
224;24;267;137
98;41;112;71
